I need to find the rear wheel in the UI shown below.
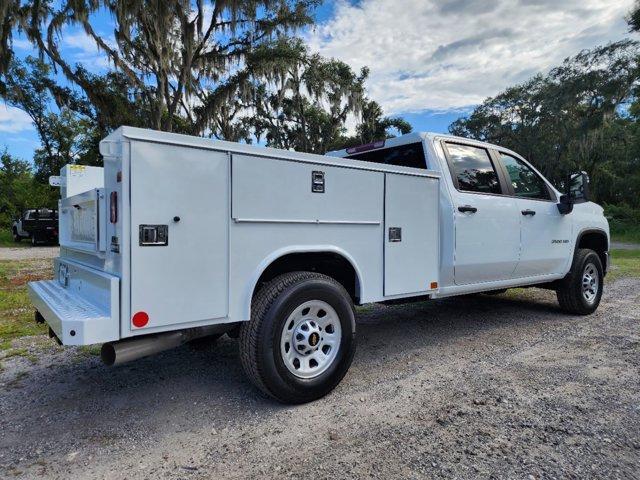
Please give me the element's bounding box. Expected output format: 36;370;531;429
556;248;603;315
239;272;356;404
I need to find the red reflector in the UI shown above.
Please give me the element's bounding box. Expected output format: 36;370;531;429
116;171;122;182
110;191;118;223
132;311;149;328
346;140;385;155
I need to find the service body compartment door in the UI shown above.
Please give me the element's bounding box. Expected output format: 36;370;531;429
59;188;107;253
129;142;229;331
384;174;439;296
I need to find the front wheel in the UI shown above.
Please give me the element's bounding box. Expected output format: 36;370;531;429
12;229;21;242
239;272;356;404
556;248;604;315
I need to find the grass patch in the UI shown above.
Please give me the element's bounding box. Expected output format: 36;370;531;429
0;229;14;247
1;347;38;363
0;228;27;248
0;258;52;350
78;344;102;356
355;304;375;314
607;249;640;281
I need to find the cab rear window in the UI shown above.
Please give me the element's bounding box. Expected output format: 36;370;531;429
347;142;427;169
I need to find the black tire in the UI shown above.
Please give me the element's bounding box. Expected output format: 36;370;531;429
31;234;38;246
556;248;603;315
239;271;356;404
12;229;21;243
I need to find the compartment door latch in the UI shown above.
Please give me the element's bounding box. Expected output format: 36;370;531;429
139;225;168;246
312;171;325;193
388;227;402;242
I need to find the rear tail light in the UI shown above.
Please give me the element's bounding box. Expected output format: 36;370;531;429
110;191;118;223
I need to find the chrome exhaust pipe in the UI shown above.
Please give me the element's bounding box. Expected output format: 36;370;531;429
101;324;234;366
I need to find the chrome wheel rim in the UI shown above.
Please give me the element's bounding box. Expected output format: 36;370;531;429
582;263;599;304
280;300;342;379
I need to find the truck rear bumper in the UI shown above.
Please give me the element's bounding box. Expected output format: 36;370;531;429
27;260;120;345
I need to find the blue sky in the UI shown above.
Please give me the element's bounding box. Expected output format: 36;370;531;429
0;0;634;162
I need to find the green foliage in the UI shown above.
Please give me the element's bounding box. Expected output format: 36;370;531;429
191;37;409;153
355;100;412;143
604;204;640;243
0;2;409;221
604;203;640;226
327;99;414;151
0;150;56;228
1;0;318;134
4;56;154;174
0;2;401;165
243;39;368;153
450;40;640;207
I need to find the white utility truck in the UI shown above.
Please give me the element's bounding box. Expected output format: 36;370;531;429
28;127;609;403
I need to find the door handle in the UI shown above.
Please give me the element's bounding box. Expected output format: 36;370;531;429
458;205;478;213
521;209;536;216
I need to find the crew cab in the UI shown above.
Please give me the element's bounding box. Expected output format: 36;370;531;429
28;127;609;404
12;208;59;245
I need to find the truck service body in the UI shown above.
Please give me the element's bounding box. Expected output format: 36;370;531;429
28;126;609;403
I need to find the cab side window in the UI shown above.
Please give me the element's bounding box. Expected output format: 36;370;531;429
499;153;551;200
445;143;502;194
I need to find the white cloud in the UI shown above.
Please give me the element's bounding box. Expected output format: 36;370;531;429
61;29;115;70
63;31;102;55
11;37;35;52
307;0;634;114
0;104;34;134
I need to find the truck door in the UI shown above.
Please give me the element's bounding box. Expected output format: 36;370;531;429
496;152;572;277
442;142;521;285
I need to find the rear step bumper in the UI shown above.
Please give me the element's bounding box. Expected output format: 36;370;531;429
27;260;120;345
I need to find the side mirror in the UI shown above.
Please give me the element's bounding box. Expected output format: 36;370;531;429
557;171;589;215
569;171;590;203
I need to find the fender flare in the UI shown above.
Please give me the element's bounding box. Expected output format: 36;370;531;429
240;245;365;321
574;227;609;254
573;227;609;273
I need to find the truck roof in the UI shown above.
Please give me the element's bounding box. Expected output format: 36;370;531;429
325;131;513;158
100;126;440;179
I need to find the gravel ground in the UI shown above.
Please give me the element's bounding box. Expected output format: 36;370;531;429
0;246;59;261
0;278;638;479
